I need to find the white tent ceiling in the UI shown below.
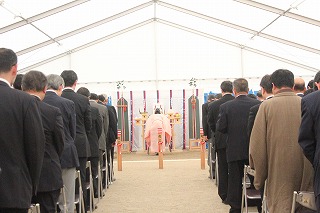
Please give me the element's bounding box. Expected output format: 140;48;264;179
0;0;319;91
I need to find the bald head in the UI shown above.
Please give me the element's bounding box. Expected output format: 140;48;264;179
294;77;306;93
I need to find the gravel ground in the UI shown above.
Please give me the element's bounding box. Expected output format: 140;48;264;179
92;150;256;213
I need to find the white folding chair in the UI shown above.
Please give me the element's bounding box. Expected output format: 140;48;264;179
108;149;114;185
291;191;317;213
57;185;67;213
215;154;218;186
241;165;262;213
74;170;85;213
86;161;94;213
100;151;109;190
262;180;268;213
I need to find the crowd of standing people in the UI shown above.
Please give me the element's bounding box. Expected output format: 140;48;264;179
203;70;319;212
0;48;118;213
1;46;320;213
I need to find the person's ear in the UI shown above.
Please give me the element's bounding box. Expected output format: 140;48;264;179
43;86;47;94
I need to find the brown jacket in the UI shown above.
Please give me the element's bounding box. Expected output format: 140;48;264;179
249;91;313;212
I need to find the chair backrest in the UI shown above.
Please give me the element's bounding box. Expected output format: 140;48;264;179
74;170;85;213
241;165;262;213
291;191;317;213
246;166;256;177
28;203;40;213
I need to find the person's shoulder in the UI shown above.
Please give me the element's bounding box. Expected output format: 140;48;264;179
60;96;74;106
220;98;233;108
250;103;261;112
91;105;99;113
303;90;320;102
40;101;61;114
12;89;36;103
97;103;108;111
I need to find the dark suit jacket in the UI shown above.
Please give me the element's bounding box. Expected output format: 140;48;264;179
217;95;260;162
247;103;261;138
90;100;109;151
202;102;211;139
62;89;92;157
36;98;64;192
87;106;102;157
299;90;320;196
0;81;45;208
106;105;118;147
207;94;234;150
43;91;79;168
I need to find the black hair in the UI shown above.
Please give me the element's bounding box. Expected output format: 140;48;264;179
61;70;78;87
22;71;47;92
0;48;17;73
77;87;90;97
270;69;294;88
260;74;272;93
220;81;233;93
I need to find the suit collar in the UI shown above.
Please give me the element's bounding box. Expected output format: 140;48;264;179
30;94;41;101
63;88;74;92
46;90;58;95
236;94;247;99
274;91;296;97
0;78;11;87
266;95;273;100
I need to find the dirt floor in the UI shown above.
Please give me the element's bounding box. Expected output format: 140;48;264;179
92;150;257;213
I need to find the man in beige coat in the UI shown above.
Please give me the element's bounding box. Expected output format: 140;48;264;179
249;69;313;212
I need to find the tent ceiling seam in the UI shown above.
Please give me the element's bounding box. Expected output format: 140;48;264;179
157;1;320;54
18;19;154;73
18;18;319;74
234;0;320;27
250;8;290;39
16;1;154;56
15;1;319;57
0;0;90;34
157;19;319;73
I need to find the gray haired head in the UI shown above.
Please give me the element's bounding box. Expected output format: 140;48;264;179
47;74;65;90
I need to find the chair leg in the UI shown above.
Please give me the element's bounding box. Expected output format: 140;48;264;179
215;155;218;186
291;191;298;213
109;150;113;185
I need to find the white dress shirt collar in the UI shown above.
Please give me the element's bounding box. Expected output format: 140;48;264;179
0;78;11;87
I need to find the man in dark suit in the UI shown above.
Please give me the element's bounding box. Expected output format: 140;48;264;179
207;81;234;203
299;71;320;211
90;93;109;187
43;74;79;213
77;88;102;201
98;94;118;182
247;74;273;138
0;48;45;213
202;94;215;178
22;71;64;213
217;78;260;213
61;70;92;211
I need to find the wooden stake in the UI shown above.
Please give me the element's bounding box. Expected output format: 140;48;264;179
200;128;205;170
159;151;163;169
158;128;163;169
201;140;205;170
117;141;122;171
117;130;122;171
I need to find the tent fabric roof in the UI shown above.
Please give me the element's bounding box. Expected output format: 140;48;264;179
0;0;319;83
